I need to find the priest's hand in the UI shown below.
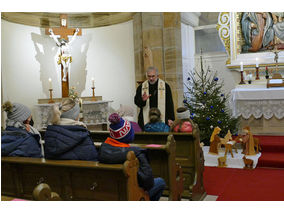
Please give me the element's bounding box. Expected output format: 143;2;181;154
142;92;151;101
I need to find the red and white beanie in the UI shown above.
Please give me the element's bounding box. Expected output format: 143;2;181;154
108;113;134;143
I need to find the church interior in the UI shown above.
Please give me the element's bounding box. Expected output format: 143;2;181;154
1;10;284;205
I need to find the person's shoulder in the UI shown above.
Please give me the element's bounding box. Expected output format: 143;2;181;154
164;81;172;89
3;127;28;136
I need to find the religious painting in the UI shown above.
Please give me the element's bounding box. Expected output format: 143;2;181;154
217;12;284;70
240;12;284;53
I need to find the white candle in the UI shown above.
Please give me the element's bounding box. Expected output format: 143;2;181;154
48;78;52;89
240;62;243;71
256;58;259;68
91;77;95;88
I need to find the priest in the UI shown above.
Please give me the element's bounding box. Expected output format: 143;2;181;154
134;66;175;130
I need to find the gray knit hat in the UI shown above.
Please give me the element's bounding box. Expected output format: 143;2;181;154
60;103;80;120
3;102;31;122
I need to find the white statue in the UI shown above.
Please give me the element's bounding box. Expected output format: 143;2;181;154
49;28;79;81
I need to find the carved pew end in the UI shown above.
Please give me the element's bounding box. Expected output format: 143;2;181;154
33;183;61;201
124;151;150;201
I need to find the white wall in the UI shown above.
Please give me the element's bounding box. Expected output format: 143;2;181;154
194;52;240;95
181;23;195;93
181;22;240;105
1;20;136;124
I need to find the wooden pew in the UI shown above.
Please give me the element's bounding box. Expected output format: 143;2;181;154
94;134;184;201
1;151;149;201
88;130;206;200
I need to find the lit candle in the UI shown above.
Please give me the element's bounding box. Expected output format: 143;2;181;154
48;78;52;89
256;58;259;68
240;62;244;71
91;77;95;88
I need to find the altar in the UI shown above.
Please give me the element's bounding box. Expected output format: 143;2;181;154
34;98;113;131
231;80;284;134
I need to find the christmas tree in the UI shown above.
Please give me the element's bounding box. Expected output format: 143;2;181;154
183;53;239;145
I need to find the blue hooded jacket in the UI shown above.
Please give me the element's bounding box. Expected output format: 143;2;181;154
1;126;42;158
99;142;154;191
144;122;170;132
44;125;98;161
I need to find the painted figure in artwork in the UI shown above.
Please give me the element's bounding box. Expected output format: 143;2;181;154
241;12;274;52
271;12;284;49
241;12;284;52
209;126;221;155
49;28;79;81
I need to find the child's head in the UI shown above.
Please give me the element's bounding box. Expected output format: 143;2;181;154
171;107;194;133
52;98;80;124
149;108;161;123
2;101;31;124
108;113;134;143
176;107;190;120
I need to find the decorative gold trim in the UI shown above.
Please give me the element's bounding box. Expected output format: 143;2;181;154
217;12;230;64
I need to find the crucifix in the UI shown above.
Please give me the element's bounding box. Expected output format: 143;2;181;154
46;14;82;98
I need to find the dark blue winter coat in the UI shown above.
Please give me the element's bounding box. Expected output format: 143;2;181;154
99;142;154;191
144;122;170;132
1;126;42;158
44;125;98;161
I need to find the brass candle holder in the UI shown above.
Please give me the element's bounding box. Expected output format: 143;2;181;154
255;67;260;80
91;87;96;101
48;89;55;104
239;71;245;84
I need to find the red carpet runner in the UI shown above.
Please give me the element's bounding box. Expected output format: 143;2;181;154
203;166;284;201
255;136;284;168
203;136;284;200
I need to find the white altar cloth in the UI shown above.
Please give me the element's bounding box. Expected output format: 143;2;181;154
34;100;113;130
231;81;284;119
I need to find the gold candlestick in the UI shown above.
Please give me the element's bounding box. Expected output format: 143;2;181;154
91;87;96;101
255;67;260;80
48;89;55;104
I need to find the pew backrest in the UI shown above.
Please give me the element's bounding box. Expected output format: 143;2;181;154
1;151;149;201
